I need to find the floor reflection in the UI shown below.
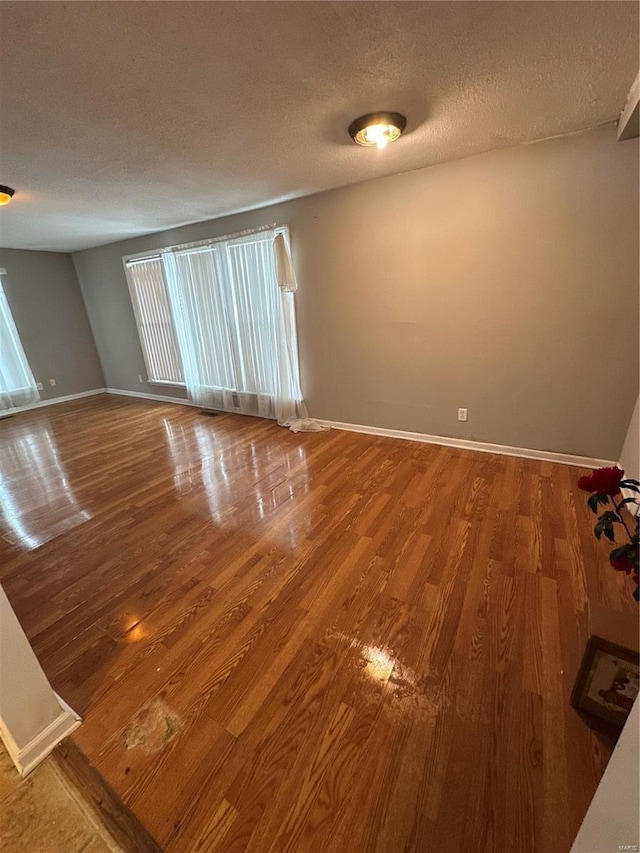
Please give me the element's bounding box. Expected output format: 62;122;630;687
0;423;91;550
363;644;396;684
162;417;317;547
329;630;438;718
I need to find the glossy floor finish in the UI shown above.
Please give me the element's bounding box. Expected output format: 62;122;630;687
0;396;635;852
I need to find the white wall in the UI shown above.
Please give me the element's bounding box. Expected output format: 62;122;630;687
0;586;80;776
571;699;639;853
619;395;639;480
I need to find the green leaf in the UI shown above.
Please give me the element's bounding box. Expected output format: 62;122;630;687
595;512;619;542
594;512;620;540
619;481;640;493
618;497;639;508
597;510;621;524
587;494;599;514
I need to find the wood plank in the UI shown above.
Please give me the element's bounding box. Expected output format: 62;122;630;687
53;739;162;853
1;395;635;853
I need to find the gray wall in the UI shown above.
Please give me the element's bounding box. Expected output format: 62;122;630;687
0;249;104;400
73;124;639;460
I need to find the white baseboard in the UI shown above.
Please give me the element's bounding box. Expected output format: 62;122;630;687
0;693;81;778
105;387;268;419
105;387;199;407
0;388;106;418
317;419;616;469
102;390;614;469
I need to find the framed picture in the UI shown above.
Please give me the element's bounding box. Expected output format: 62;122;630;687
571;636;639;728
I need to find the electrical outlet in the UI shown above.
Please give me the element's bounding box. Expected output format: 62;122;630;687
458;407;468;422
36;382;43;391
49;378;57;387
138;374;144;383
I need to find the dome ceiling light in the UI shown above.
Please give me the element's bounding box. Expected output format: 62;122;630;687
0;185;15;206
348;112;407;149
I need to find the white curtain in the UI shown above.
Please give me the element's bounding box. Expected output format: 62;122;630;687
162;227;326;432
0;279;39;411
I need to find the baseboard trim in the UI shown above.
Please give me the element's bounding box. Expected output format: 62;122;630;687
105;387;199;407
102;390;614;469
0;388;106;418
317;419;615;469
0;692;81;777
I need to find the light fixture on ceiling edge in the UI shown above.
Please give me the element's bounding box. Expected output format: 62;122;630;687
348;112;407;148
0;185;15;206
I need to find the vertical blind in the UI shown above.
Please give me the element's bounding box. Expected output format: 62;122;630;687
125;257;184;384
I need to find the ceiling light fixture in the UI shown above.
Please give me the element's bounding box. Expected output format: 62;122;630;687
0;185;15;206
348;112;407;149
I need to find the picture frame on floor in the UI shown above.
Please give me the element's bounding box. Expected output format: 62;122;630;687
571;636;639;729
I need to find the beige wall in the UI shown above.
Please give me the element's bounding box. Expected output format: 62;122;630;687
74;124;639;460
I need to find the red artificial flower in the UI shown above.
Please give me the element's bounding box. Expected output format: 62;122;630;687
577;467;625;497
610;555;634;574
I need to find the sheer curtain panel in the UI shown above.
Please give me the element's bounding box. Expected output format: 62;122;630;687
0;278;39;411
162;226;325;432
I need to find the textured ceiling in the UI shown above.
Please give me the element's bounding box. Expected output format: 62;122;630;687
0;1;638;252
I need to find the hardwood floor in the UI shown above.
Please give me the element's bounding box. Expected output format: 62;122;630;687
0;395;636;852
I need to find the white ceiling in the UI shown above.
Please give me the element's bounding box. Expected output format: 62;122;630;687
0;1;637;253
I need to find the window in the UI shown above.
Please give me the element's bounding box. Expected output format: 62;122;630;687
124;226;310;429
0;278;39;411
164;235;284;405
125;256;184;384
